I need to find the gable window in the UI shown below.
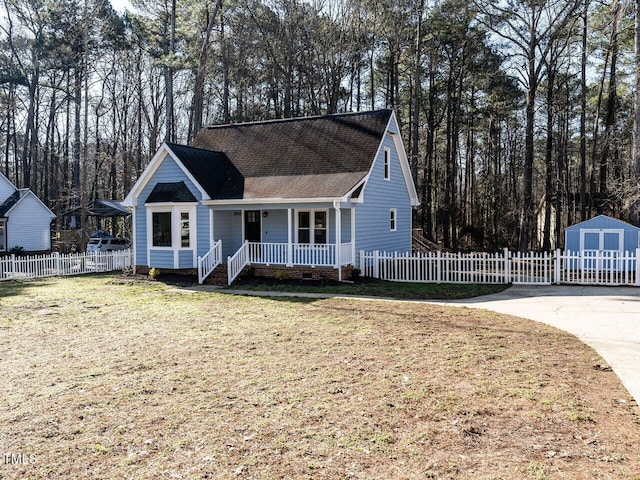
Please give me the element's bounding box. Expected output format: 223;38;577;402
0;219;5;251
384;148;391;181
153;212;172;247
297;210;328;244
390;208;397;232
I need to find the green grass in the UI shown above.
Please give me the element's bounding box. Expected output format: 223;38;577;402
228;277;509;299
0;273;639;480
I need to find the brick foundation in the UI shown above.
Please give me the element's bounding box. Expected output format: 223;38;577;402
134;266;197;277
136;263;354;285
241;264;354;282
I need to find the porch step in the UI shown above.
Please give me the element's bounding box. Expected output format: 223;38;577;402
203;263;229;286
412;229;441;253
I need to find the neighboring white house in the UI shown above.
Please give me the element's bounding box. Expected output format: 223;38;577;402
0;172;56;253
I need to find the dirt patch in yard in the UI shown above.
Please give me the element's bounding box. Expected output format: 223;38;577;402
0;274;638;479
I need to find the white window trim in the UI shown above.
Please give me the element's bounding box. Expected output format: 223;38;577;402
146;204;197;268
0;218;6;252
295;209;329;245
383;147;391;181
390;208;397;232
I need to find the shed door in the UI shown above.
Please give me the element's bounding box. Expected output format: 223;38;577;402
580;228;623;271
580;229;623;253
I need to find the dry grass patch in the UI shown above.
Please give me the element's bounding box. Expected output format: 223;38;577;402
0;274;639;479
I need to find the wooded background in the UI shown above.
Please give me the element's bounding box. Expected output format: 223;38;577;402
2;0;640;251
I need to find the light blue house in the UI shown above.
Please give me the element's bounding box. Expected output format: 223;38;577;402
124;110;419;283
0;172;56;253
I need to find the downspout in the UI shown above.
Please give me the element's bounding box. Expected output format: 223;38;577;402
334;200;342;281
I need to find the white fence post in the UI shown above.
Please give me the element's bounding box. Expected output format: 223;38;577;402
373;250;379;278
503;248;510;284
636;248;640;287
11;254;16;279
436;250;442;283
554;249;561;284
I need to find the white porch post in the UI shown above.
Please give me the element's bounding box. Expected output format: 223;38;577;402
287;208;293;266
334;200;342;281
209;209;215;250
351;207;356;267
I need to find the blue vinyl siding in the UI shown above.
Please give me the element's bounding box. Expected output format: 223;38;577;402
149;249;174;269
355;124;412;260
214;210;243;258
263;209;288;243
196;204;210;257
178;249;194;268
340;208;352;243
135;151;207;268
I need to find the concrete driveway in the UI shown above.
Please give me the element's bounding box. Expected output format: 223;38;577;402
436;285;640;405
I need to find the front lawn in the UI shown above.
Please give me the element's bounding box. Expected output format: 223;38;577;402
0;274;638;479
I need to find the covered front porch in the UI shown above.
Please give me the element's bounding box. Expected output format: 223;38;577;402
198;201;356;284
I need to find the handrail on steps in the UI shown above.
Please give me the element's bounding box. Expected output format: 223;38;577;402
197;240;222;284
227;240;249;285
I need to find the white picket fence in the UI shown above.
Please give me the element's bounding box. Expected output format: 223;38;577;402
360;249;640;286
0;249;133;281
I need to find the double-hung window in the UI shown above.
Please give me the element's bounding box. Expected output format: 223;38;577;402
297;210;328;244
390;208;397;232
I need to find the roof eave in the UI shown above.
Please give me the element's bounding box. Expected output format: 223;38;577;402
202;196;347;206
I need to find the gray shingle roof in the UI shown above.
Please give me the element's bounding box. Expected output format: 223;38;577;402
183;109;392;200
146;182;197;203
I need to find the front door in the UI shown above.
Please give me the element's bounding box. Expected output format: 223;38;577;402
244;210;261;242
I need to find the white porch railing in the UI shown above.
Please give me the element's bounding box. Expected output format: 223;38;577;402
228;240;250;285
197;240;222;284
0;250;133;281
247;242;353;267
226;241;355;285
340;242;354;266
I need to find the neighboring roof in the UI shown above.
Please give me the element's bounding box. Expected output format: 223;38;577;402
146;182;198;203
0;188;56;219
565;214;640;231
190;109;393;199
90;200;130;217
0;189;28;217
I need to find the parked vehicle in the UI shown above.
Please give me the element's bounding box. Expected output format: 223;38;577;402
86;237;130;253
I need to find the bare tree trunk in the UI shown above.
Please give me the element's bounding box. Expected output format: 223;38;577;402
633;0;640;223
410;0;424;182
518;30;537;252
543;61;555;252
599;0;620;213
190;0;224;140
580;1;588;221
164;0;176;143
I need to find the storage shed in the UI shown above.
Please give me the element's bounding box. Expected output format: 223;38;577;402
565;215;640;254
